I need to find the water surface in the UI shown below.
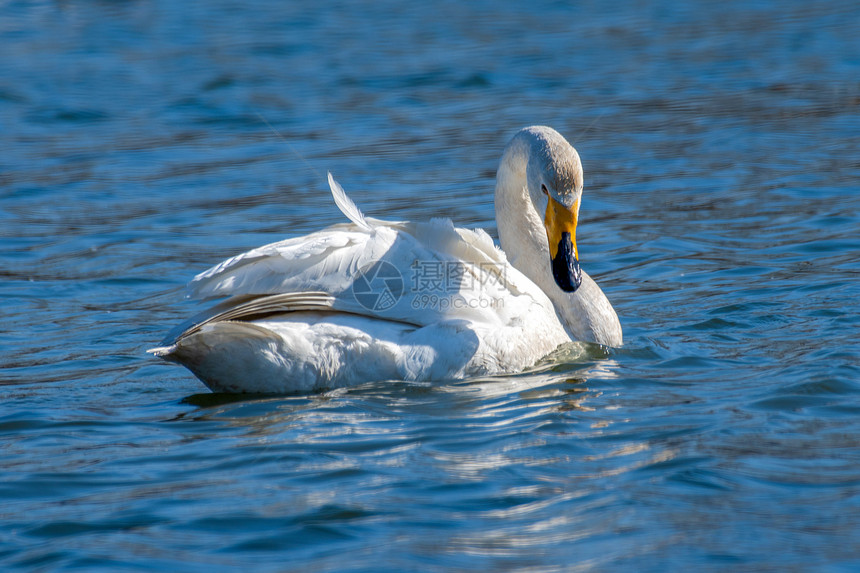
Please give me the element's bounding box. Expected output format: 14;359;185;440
2;0;860;570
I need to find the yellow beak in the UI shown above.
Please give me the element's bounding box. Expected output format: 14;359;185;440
544;195;582;292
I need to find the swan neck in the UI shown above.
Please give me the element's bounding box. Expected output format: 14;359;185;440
493;130;623;347
494;137;547;272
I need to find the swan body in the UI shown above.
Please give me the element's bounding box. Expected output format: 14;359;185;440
150;126;622;393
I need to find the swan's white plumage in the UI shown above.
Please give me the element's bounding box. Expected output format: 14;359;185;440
327;171;371;231
151;126;622;393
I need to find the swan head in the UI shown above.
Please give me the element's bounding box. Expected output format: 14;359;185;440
513;126;584;293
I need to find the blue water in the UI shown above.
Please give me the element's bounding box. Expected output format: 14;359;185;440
3;0;860;570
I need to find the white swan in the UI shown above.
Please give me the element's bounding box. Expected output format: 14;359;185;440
149;126;622;393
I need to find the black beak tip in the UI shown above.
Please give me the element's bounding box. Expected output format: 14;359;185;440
551;235;582;293
554;261;582;293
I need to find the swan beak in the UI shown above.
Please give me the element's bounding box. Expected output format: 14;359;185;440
545;196;582;292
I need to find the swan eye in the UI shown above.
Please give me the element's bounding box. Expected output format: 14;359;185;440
541;184;549;196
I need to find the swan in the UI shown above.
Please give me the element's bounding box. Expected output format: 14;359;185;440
149;126;622;393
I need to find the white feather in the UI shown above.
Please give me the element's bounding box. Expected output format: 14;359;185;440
328;172;371;231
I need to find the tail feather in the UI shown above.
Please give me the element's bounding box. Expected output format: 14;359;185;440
146;344;179;362
328;172;372;231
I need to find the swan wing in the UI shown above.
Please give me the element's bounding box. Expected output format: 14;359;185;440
186;178;554;331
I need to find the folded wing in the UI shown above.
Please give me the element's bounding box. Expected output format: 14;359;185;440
183;176;553;334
